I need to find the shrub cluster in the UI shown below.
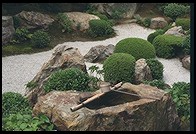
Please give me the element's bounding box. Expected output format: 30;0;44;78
163;3;188;21
152;34;184;58
31;30;50;48
114;38;156;60
166;82;190;124
43;68;90;93
2;113;54;131
175;18;190;31
14;28;31;42
142;79;168;90
88;19;114;37
147;29;165;43
146;58;164;80
103;53;136;84
57;13;72;33
2;92;31;117
181;35;190;55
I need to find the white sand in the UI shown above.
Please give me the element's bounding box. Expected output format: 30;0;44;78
2;23;190;95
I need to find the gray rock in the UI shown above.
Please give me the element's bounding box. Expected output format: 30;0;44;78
84;44;115;63
150;17;168;29
33;83;180;131
24;45;87;106
2;16;15;45
90;3;139;19
134;58;153;84
182;55;190;70
65;12;100;31
164;26;185;37
15;11;54;29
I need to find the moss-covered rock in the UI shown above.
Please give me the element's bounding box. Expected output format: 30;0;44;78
114;38;156;60
103;53;136;84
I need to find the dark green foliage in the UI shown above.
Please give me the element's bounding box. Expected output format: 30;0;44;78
57;13;72;33
166;82;190;123
162;24;174;33
2;113;54;131
163;3;188;21
43;68;90;93
114;38;156;60
152;34;184;58
146;58;164;80
2;92;31;117
88;19;114;37
103;53;136;84
181;35;190;55
14;28;30;42
147;29;165;43
26;81;38;89
13;16;21;29
31;30;50;48
175;18;190;31
142;79;168;90
143;17;151;27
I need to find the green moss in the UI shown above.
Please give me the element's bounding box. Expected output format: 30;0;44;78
103;53;136;84
152;34;184;58
175;18;190;31
114;38;156;60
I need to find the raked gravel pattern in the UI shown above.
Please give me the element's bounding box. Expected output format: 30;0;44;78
2;23;190;95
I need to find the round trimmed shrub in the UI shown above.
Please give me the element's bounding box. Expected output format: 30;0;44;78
175;18;190;31
163;3;188;21
146;58;164;80
114;38;156;60
14;28;30;42
2;92;31;117
147;29;165;43
152;34;184;58
31;30;50;48
88;19;114;37
103;53;136;84
43;68;90;93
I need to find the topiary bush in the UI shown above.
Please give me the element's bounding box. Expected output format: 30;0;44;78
2;92;31;117
147;29;165;43
163;3;188;21
88;19;114;37
175;18;190;31
146;58;164;80
166;82;190;126
114;38;156;60
43;68;90;93
142;17;151;27
152;34;184;58
103;53;136;84
31;30;50;48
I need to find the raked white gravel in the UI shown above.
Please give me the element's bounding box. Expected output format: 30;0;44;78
2;23;190;95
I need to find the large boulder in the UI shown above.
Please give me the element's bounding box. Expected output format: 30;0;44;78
33;83;180;131
24;45;87;106
90;3;139;19
84;44;115;63
134;58;153;84
65;12;100;32
164;26;185;37
181;55;190;70
2;16;15;45
150;17;168;29
15;11;54;29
